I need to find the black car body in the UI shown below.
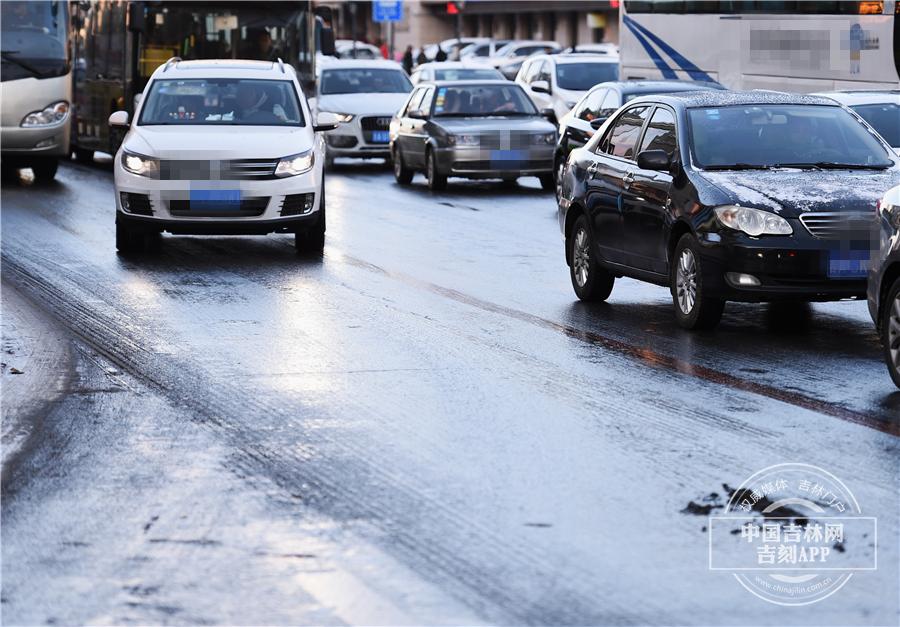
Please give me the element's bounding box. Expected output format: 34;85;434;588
558;91;900;329
389;80;557;191
868;185;900;387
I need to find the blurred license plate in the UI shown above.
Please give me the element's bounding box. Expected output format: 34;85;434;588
190;189;241;210
491;149;526;161
827;250;869;278
370;131;390;143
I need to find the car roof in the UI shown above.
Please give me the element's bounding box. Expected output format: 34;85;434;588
627;90;841;108
417;61;501;70
318;59;404;71
810;90;900;106
155;58;294;79
546;53;619;64
423;79;525;88
607;80;726;93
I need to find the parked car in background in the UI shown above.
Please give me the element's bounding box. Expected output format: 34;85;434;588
419;37;485;62
812;90;900;155
410;62;504;85
558;91;899;329
553;80;724;198
569;43;619;55
314;59;412;166
516;53;620;122
491;40;561;78
868;184;900;388
390;80;557;191
334;40;382;60
459;39;512;60
110;59;341;255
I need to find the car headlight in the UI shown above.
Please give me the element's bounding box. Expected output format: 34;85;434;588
21;101;69;127
877;198;900;228
121;151;159;178
275;150;315;177
531;132;556;145
448;134;479;146
714;205;792;236
320;111;354;123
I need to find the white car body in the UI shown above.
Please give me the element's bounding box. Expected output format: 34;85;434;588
112;59;332;249
516;53;620;121
314;59;413;162
410;61;504;85
334;40;382;60
488;40;561;67
811;90;900;155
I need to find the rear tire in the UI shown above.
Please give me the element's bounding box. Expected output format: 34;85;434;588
538;173;554;192
670;233;724;330
392;146;413;185
881;277;900;389
568;215;614;302
31;158;58;183
425;149;446;191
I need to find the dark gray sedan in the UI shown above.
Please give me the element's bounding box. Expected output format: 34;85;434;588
389;80;557;191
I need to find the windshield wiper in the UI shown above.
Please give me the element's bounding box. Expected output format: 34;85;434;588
773;161;891;170
0;50;47;78
702;163;772;171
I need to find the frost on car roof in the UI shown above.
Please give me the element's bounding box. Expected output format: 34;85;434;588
660;90;840;108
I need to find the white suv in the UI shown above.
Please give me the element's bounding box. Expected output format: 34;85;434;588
110;58;340;254
516;53;619;122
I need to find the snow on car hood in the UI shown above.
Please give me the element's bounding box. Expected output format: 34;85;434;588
124;125;314;160
315;92;409;117
695;168;900;217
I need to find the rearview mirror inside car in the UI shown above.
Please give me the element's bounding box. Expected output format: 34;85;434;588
314;111;342;132
531;80;551;95
636;149;671;171
108;110;130;127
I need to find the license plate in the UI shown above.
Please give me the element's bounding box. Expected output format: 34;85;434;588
827;250;869;278
370;131;390;143
490;149;527;162
190;189;241;210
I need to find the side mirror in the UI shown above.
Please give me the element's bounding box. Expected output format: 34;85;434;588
531;80;551;95
108;110;130;127
314;111;341;132
407;109;427;120
637;149;671;171
589;117;608;130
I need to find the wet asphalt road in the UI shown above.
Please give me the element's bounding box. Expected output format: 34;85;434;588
1;159;898;625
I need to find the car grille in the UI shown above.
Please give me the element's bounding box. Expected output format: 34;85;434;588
158;159;278;180
799;212;874;241
280;193;315;216
120;192;153;215
360;116;392;131
168;197;270;217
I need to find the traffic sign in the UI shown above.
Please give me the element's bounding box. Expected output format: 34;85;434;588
373;0;403;22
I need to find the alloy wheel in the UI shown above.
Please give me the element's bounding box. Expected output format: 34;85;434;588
676;248;698;314
890;294;900;376
573;227;590;288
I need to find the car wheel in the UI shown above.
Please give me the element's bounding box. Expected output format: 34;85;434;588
31;158;58;183
426;149;446;191
393;146;413;185
538;173;554;192
568;215;614;301
73;147;94;164
881;277;900;389
671;233;724;330
296;184;326;256
115;220;142;254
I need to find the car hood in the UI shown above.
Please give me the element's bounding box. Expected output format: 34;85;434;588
124;126;314;159
432;116;556;133
693;168;900;218
315;93;409;116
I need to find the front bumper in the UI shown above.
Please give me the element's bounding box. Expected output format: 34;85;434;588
434;144;554;178
1;121;71;159
324;114;392;158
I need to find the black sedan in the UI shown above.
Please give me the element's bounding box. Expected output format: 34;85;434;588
558;91;900;330
389;80;557;191
869;184;900;387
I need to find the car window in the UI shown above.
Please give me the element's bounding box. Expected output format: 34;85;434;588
851;103;900;147
638;107;677;157
599;89;621;118
600;106;651;159
403;87;426;115
319;68;412;95
556;63;619;91
537;60;551;83
433;84;538;117
434;68;503;81
420;87;435;115
576;88;607;121
522;60;541;83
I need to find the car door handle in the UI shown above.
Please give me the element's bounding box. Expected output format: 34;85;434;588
586;162;600;176
622;172;635;188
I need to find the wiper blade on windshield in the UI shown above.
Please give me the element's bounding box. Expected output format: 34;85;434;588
702;163;772;170
773;161;891;170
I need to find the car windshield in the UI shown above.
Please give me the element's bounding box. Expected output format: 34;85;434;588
1;0;69;81
688;104;894;168
432;84;538;117
434;68;502;81
851;102;900;147
320;68;412;95
556;63;619;91
138;78;304;126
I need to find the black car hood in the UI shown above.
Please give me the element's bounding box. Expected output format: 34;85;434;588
432;116;556;133
694;168;900;218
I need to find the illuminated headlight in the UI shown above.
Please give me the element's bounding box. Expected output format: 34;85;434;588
21;101;69;127
448;134;479;146
121;151;159;178
321;111;354;123
275;150;315;177
714;205;792;237
532;132;556;145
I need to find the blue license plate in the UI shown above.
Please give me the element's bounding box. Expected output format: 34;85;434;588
190;189;241;210
490;149;527;162
828;250;869;278
370;131;390;143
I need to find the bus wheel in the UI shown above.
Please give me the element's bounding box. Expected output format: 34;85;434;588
31;158;58;183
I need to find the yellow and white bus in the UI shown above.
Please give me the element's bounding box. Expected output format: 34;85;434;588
619;0;900;91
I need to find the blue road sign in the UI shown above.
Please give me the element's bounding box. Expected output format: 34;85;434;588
373;0;403;22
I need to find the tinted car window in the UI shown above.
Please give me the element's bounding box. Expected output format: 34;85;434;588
320;68;412;95
434;68;502;81
433;84;537;117
851;103;900;147
576;88;607;121
420;87;435;114
556;63;619;91
639;107;677;156
599;89;621;117
602;106;651;159
688;104;894;168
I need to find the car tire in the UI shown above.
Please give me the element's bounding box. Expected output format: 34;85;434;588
670;233;724;330
296;184;326;255
538;173;554;192
881;277;900;389
31;158;58;183
393;146;413;185
116;220;142;254
73;147;94;164
426;148;446;191
568;215;614;302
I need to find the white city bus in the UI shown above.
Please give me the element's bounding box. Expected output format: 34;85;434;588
0;0;72;182
619;0;900;92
